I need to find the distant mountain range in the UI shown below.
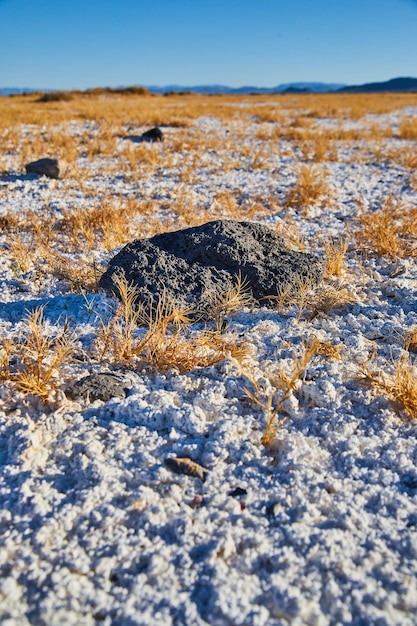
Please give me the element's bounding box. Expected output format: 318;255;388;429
1;77;417;96
145;82;346;94
338;76;417;93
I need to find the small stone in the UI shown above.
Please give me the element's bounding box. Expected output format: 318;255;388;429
25;157;67;179
266;501;281;518
129;498;147;513
140;127;164;142
228;487;248;497
164;457;208;481
190;495;205;509
67;372;128;402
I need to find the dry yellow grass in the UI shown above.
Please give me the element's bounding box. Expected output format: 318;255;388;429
405;327;417;353
284;164;332;213
0;307;77;402
95;274;250;373
398;117;417;140
321;236;349;276
355;196;417;258
359;353;417;419
235;337;330;445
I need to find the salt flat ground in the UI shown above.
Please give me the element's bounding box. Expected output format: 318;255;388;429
0;93;417;625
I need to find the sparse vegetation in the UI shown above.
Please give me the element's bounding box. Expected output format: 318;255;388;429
359;353;417;419
95;274;250;373
0;307;77;402
235;337;337;445
283;164;332;213
355;196;417;258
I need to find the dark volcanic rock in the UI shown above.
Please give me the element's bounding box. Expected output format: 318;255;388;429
25;157;67;179
99;219;324;314
140;127;164;142
68;373;128;402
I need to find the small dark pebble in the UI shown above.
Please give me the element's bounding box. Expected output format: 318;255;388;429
67;372;128;402
266;501;280;518
228;487;248;497
141;127;164;142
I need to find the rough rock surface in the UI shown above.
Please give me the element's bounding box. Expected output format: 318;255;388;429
99;219;324;313
67;373;128;402
140;127;164;142
25;157;67;179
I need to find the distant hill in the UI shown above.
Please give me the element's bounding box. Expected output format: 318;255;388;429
0;87;42;95
338;77;417;93
146;82;346;95
2;77;417;97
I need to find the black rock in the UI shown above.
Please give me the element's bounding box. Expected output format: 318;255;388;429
140;127;164;142
99;219;324;316
25;157;67;179
67;373;128;402
228;487;248;497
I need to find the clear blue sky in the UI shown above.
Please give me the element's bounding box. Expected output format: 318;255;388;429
1;0;416;89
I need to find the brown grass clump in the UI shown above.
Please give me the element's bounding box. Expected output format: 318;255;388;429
95;274;249;373
206;273;254;327
274;216;306;252
321;236;349;277
0;307;77;402
48;254;103;293
307;284;357;319
398;117;417;141
355;196;417;258
404;327;417;354
59;196;144;251
359;354;417;419
37;90;74;103
283;164;332;213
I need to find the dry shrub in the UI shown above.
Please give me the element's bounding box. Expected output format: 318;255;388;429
359;354;417;419
37;91;73;103
59;197;143;251
307;284;357;319
49;254;103;293
405;328;417;354
274;216;306;252
355;196;417;258
7;234;36;274
321;236;349;276
267;274;323;323
0;307;77;402
392;148;417;170
306;335;342;360
206;273;254;328
398;117;417;140
284;164;332;213
95;274;249;373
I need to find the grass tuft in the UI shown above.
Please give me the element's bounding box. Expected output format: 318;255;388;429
359;353;417;419
235;339;324;445
355;196;417;258
1;307;77;402
95;273;250;373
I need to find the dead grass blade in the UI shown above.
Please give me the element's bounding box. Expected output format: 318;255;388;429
359;354;417;419
1;307;77;402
